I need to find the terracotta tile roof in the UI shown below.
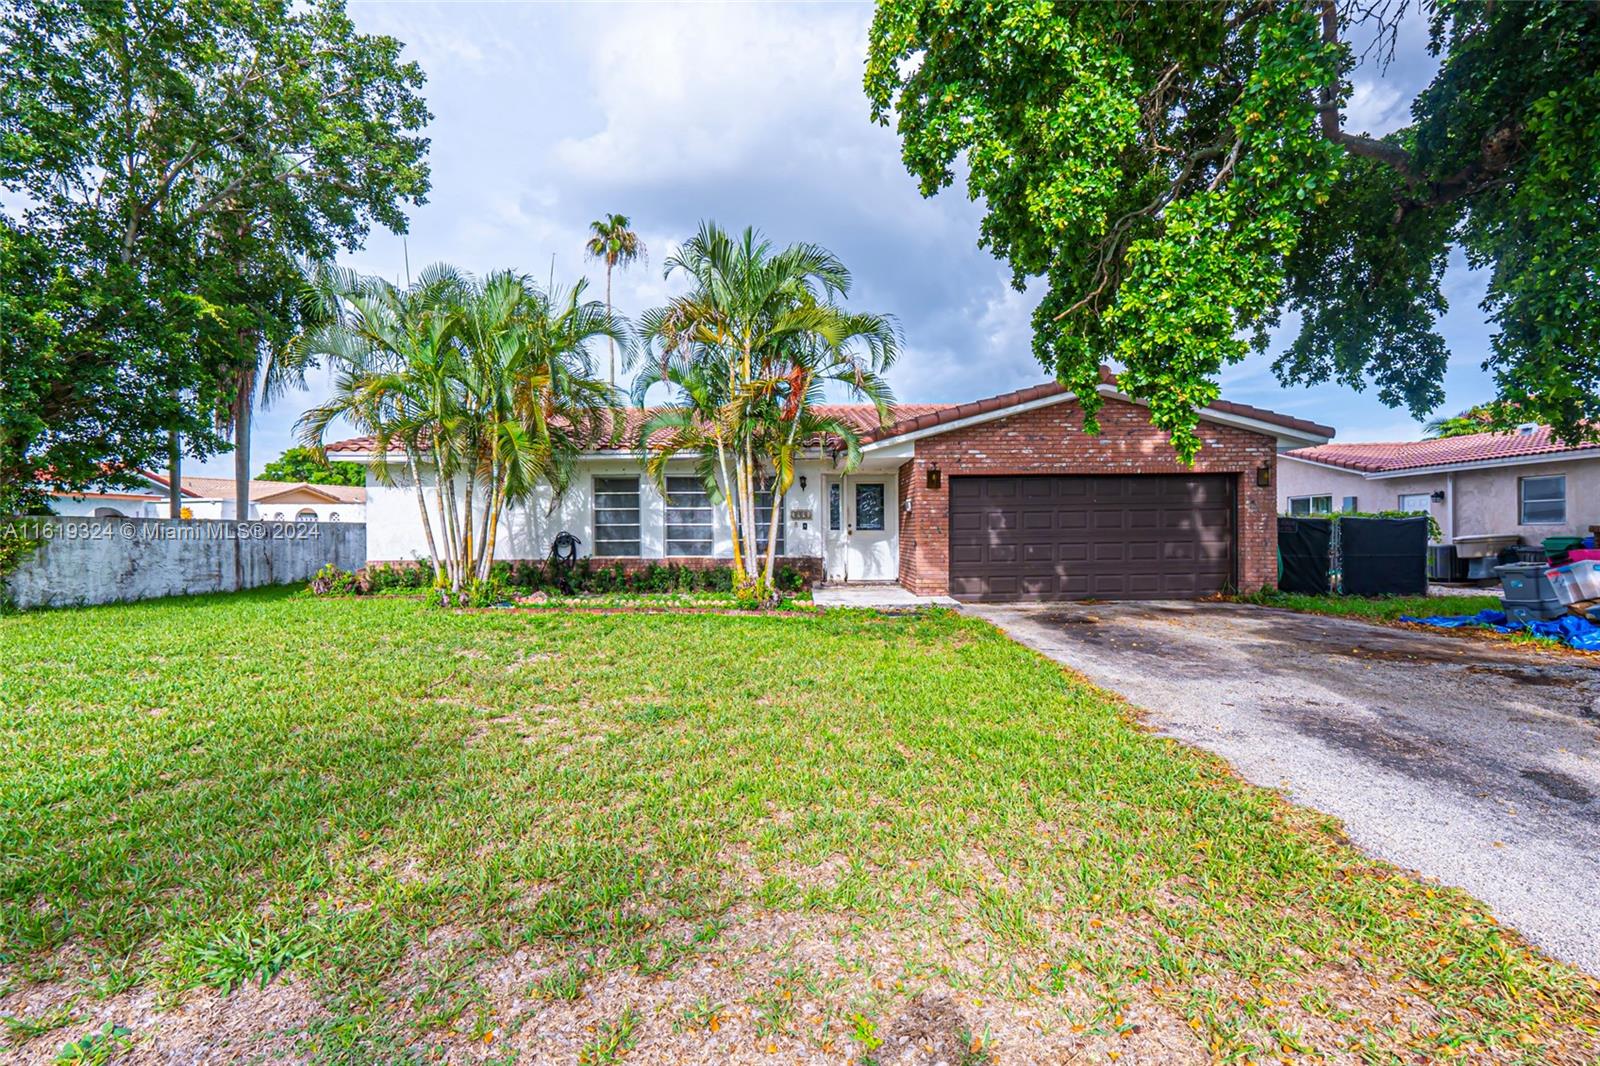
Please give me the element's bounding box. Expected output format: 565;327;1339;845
323;376;1331;456
1286;426;1600;473
157;475;366;503
323;403;957;456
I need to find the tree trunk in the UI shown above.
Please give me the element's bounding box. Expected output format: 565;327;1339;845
233;380;252;522
406;449;443;583
167;428;183;519
605;265;615;388
716;436;743;580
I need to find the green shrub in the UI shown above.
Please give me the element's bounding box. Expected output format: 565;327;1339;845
309;564;358;596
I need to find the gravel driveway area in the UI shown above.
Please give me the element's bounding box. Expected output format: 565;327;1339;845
967;600;1600;975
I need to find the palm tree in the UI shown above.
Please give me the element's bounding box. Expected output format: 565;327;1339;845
295;262;470;585
296;263;626;593
1424;402;1511;438
635;222;899;597
585;214;645;388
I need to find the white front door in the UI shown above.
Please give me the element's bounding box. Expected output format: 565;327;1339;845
823;476;898;582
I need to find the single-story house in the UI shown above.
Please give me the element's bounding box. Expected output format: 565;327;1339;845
1278;427;1599;550
330;376;1332;602
49;472;365;523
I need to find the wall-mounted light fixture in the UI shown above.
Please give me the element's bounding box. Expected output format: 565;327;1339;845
1255;464;1271;488
926;465;942;490
798;475;808;491
1431;490;1445;502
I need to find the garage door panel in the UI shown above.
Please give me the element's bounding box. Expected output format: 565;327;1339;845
949;475;1235;602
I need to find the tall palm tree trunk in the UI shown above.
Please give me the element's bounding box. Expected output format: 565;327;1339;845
167;429;182;519
406;449;443;582
232;369;253;523
605;264;615;387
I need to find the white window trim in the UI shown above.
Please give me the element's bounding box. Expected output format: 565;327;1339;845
593;475;642;556
1519;474;1567;525
664;474;714;557
1288;494;1333;516
1397;493;1432;513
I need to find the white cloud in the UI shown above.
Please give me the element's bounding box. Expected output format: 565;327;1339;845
551;5;871;184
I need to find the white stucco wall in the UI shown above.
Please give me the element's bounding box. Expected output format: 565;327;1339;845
364;456;827;564
5;517;367;610
1279;454;1600;544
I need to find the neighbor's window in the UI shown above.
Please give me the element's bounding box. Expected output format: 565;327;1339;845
665;474;713;556
295;509;317;522
855;482;886;530
828;483;841;531
1341;496;1359;513
1397;493;1432;513
754;477;786;555
1519;475;1566;525
1288;495;1332;516
594;476;641;555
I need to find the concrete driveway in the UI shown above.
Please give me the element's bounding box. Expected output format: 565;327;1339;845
966;600;1600;975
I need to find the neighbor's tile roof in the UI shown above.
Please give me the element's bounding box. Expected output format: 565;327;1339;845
1286;426;1600;473
145;474;366;503
324;376;1331;457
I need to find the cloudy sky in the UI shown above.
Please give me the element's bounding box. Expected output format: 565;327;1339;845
219;1;1499;476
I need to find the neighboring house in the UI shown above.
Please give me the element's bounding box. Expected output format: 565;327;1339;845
1279;426;1600;547
145;475;366;523
47;475;183;517
49;472;365;523
328;376;1331;602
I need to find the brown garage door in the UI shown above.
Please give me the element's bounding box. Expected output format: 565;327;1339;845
948;475;1235;601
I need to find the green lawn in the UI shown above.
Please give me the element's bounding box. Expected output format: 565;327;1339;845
2;591;1597;1064
1238;590;1505;623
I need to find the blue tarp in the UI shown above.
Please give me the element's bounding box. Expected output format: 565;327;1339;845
1401;608;1600;651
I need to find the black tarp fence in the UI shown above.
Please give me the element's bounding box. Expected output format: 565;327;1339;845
1278;515;1429;596
1277;517;1332;594
1339;516;1429;596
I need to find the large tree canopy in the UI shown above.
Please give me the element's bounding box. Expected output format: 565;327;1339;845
866;0;1600;460
0;0;431;512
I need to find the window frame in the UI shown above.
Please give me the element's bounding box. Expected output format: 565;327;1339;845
1396;492;1432;514
664;474;714;557
1287;495;1333;516
854;482;886;531
593;475;642;556
1519;475;1566;525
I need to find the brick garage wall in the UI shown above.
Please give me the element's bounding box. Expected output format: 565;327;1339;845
897;397;1279;596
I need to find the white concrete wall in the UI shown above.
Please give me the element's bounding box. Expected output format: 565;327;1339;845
364;456;826;564
5;517;366;610
1279;454;1600;544
364;451;825;560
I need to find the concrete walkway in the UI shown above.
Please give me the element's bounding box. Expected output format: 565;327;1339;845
812;584;957;609
966;599;1600;975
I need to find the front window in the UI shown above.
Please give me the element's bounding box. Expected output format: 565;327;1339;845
1397;493;1432;513
828;483;841;531
594;476;641;555
1288;495;1332;516
1520;475;1566;525
664;475;713;556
